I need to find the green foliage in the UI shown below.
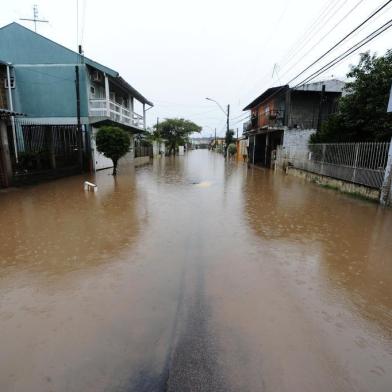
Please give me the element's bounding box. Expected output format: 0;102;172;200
228;143;237;156
225;129;235;147
144;128;164;145
310;50;392;143
154;118;201;155
95;126;131;175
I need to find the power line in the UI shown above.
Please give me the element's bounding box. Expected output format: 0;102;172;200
231;114;251;126
280;0;364;77
279;0;340;64
76;0;79;48
285;0;392;87
80;0;88;45
237;0;348;107
250;18;392;122
240;0;390;106
230;112;250;121
279;0;349;71
294;18;392;88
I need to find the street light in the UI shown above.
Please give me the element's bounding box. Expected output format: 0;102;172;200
205;97;230;137
205;98;230;155
203;125;217;146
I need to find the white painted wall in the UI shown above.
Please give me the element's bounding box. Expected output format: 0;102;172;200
238;139;247;156
91;126;113;170
120;135;135;165
91;127;135;171
152;141;166;156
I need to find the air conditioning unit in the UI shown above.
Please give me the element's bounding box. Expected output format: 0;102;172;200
91;71;102;82
4;77;15;89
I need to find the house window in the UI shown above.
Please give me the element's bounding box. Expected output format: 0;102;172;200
90;86;95;96
4;76;15;89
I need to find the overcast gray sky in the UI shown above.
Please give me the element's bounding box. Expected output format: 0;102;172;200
2;0;392;136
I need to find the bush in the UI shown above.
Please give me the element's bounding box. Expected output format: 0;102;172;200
228;143;237;156
96;126;130;175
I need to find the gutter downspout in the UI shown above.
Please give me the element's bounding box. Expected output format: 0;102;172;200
6;64;18;163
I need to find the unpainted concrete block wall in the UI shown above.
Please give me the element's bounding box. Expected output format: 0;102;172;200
283;129;315;151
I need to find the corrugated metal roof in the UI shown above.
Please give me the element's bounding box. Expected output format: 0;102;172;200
243;79;345;111
294;79;345;93
115;76;153;107
243;85;288;111
0;23;153;106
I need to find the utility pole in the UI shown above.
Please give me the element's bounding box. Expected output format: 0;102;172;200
236;128;238;140
227;104;230;136
205;98;230;153
75;64;83;170
156;117;160;155
20;5;48;33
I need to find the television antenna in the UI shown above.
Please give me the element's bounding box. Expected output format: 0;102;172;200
272;63;282;84
20;4;49;32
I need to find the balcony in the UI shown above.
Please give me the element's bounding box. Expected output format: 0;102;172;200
260;109;285;128
89;99;144;130
243;110;286;134
243;114;258;134
243;120;252;133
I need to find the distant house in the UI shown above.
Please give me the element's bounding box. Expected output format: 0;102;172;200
242;79;344;167
152;140;166;156
209;137;225;152
191;137;213;149
236;136;248;162
0;22;153;185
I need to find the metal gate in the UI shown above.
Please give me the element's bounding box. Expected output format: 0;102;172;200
0;153;6;187
0;139;8;188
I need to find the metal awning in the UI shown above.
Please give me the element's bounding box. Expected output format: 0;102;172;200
114;76;153;107
89;117;144;133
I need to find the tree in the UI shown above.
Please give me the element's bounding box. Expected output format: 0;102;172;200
95;126;131;175
227;143;237;158
310;50;392;143
154;118;201;155
225;129;235;155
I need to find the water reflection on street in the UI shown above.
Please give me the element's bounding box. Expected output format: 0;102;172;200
1;150;392;391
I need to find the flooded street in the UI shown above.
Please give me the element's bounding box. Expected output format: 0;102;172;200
1;149;392;391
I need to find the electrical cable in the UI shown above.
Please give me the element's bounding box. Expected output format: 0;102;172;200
280;0;365;78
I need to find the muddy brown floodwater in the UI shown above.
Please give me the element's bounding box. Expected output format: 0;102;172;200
1;150;392;392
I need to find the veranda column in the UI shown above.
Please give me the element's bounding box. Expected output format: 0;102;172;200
0;119;13;185
104;73;110;117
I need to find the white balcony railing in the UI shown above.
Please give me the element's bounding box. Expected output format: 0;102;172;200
89;99;144;130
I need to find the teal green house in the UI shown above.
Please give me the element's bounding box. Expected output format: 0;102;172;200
0;22;153;176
